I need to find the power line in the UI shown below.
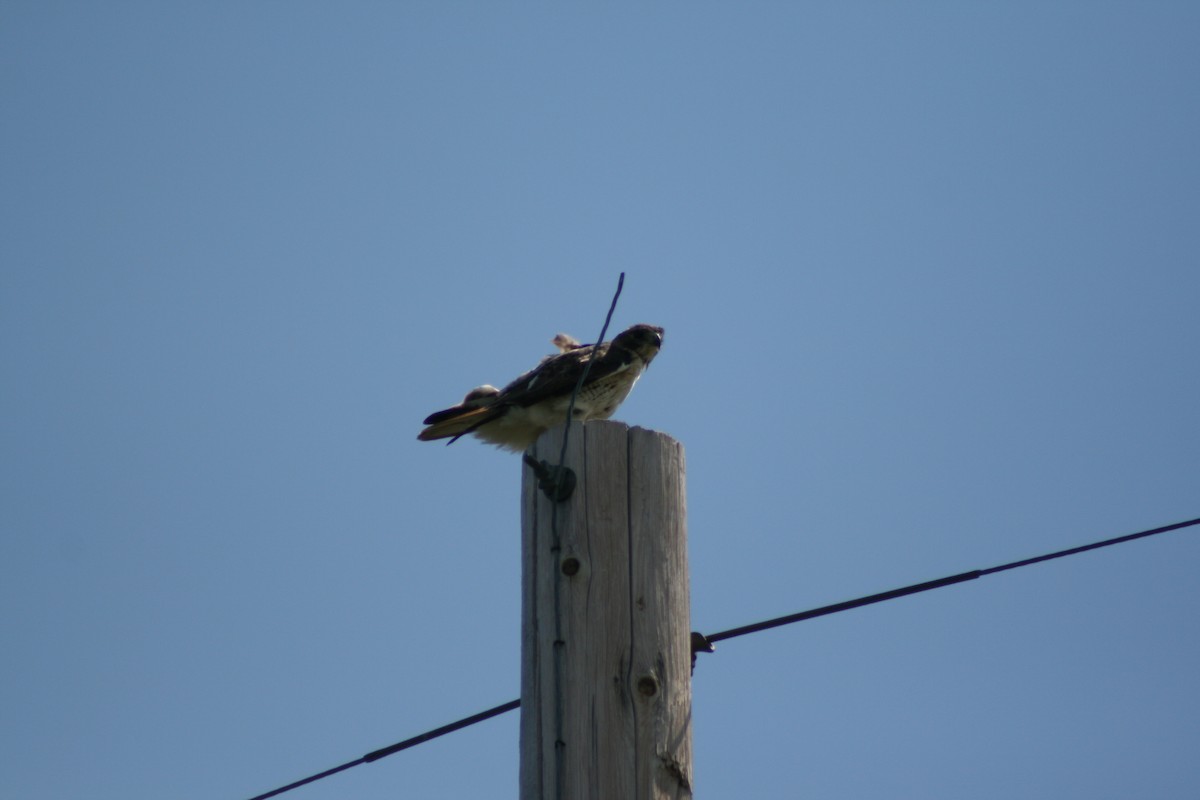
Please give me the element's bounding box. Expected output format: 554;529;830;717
246;700;520;800
245;515;1198;799
693;515;1200;649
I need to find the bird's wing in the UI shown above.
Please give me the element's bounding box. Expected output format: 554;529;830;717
494;341;631;409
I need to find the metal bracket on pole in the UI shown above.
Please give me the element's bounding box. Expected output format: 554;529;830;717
522;454;576;502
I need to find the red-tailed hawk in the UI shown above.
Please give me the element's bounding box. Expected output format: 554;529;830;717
418;324;664;452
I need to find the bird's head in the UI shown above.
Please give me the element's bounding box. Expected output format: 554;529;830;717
612;324;665;365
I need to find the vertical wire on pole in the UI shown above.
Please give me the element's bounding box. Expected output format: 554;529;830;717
548;273;625;800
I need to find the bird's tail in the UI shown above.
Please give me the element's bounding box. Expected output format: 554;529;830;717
418;405;502;443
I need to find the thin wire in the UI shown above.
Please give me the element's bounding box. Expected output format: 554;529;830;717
556;272;625;470
700;516;1200;646
245;700;520;800
247;758;364;800
245;515;1198;799
547;272;625;800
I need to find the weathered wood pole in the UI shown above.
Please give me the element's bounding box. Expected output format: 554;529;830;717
520;420;692;800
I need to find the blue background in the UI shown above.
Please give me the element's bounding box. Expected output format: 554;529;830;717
3;4;1198;798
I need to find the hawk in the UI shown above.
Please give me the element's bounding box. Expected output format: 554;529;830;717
418;324;664;452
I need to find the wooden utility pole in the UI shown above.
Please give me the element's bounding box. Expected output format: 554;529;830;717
520;420;692;800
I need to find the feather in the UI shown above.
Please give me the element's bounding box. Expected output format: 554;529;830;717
418;405;503;441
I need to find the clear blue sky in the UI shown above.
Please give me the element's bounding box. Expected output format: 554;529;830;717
3;4;1198;799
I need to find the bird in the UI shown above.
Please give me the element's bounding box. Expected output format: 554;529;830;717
418;324;664;452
